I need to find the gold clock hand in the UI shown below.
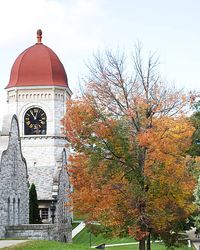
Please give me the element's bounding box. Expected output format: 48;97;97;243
30;110;36;119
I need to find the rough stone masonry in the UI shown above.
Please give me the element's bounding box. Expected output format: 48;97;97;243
0;115;29;238
0;115;72;242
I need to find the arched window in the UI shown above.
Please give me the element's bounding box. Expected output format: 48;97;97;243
24;107;47;135
13;198;15;225
7;198;10;225
18;199;20;224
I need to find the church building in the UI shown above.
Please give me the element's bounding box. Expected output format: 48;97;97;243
5;29;72;222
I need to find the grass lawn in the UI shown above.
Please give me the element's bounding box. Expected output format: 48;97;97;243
2;225;194;249
1;240;194;250
73;227;135;246
2;241;86;250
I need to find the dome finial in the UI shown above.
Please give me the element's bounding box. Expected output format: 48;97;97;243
37;29;42;43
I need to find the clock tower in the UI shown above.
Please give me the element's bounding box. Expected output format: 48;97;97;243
6;30;72;221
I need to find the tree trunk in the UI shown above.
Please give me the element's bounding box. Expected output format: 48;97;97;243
139;238;146;250
146;233;151;250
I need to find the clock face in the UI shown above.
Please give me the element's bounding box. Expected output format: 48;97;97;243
24;107;47;135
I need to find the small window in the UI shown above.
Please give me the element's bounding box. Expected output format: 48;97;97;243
40;208;49;220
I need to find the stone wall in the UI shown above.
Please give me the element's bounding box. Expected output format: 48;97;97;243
21;137;67;200
52;148;72;242
0;116;72;242
5;148;72;242
6;224;54;240
0;115;29;238
6;86;71;204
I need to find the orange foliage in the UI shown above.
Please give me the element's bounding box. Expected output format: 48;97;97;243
64;96;196;241
138;116;196;230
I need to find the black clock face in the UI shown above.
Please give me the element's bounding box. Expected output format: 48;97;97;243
24;107;47;135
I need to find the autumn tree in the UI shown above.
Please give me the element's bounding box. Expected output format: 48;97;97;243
64;47;196;250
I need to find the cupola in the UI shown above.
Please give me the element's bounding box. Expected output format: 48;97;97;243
6;30;68;88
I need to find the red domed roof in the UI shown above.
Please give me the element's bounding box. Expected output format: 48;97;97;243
6;31;68;89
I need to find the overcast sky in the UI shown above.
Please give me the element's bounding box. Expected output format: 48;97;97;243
1;0;200;121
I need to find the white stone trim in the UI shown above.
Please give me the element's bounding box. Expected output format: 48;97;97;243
6;86;71;91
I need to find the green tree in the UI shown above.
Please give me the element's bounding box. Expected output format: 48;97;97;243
186;101;200;236
188;101;200;156
29;183;41;224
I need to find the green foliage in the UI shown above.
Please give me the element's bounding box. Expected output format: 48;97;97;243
188;101;200;156
29;183;41;224
194;177;200;206
189;102;200;231
159;231;189;250
193;176;200;230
